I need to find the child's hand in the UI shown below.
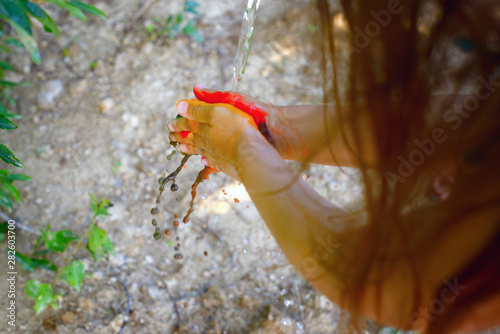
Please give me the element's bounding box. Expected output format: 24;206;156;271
168;98;266;180
192;85;301;158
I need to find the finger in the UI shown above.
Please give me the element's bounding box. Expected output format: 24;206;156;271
169;131;205;147
177;100;214;124
200;157;218;170
168;117;209;133
178;143;204;156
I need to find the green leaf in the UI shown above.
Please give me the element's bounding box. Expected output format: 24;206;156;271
88;225;106;251
46;0;87;21
31;258;57;271
68;1;106;20
25;279;42;299
0;186;12;211
60;260;85;292
15;251;34;271
184;1;199;14
4;173;30;182
0;144;23;167
96;203;109;217
0;60;12;70
0;114;16;129
25;2;60;38
2;19;40;64
0;0;32;34
182;21;203;42
175;13;183;24
40;229;78;252
0;103;22;119
86;241;103;261
0;80;16;87
102;236;114;254
3;36;23;47
89;195;97;213
86;234;113;261
2;181;21;203
34;284;59;314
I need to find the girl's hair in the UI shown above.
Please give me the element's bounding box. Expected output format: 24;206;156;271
313;0;500;332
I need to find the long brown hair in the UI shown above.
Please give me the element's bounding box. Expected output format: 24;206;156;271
313;0;500;332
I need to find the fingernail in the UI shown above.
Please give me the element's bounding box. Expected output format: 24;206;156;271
201;157;208;166
168;123;174;131
196;84;206;90
179;143;187;153
177;101;188;115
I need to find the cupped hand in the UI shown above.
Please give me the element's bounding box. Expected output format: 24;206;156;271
192;85;302;158
168;98;265;180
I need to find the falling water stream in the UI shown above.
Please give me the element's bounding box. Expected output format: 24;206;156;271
231;0;260;91
152;0;261;259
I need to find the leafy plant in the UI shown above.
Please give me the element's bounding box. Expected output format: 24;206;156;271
0;169;29;211
149;0;203;43
18;194;114;314
0;0;106;170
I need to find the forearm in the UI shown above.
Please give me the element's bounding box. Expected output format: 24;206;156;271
235;131;348;300
272;105;375;167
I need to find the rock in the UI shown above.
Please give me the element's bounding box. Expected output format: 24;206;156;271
109;315;125;333
61;311;76;324
99;97;115;113
69;79;88;97
41;56;57;72
37;80;65;110
77;297;94;311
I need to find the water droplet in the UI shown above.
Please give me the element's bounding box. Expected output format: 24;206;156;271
183;217;190;224
167;150;177;160
151;219;157;226
174;214;178;218
156;196;161;204
158;177;165;185
173;220;179;227
280;318;291;326
284;299;293;307
164;229;171;235
153;227;161;240
174;253;183;260
151;207;159;215
174;246;180;251
204;251;208;256
234;198;240;203
170;183;178;191
202;193;208;200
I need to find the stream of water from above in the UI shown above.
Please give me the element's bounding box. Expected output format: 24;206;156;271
153;0;261;259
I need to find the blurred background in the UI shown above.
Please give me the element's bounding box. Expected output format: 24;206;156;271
0;0;374;333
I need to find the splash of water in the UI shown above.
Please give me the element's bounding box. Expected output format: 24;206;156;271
230;0;261;91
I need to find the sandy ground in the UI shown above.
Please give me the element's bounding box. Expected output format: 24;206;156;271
0;0;410;333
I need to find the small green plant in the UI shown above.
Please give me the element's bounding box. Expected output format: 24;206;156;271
15;194;114;314
0;169;29;212
0;0;106;170
149;0;203;43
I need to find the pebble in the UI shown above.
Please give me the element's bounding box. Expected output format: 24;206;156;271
37;79;65;110
69;79;88;96
99;97;115;113
61;311;76;324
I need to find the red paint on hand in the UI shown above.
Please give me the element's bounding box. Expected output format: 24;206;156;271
180;131;190;139
193;86;268;126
